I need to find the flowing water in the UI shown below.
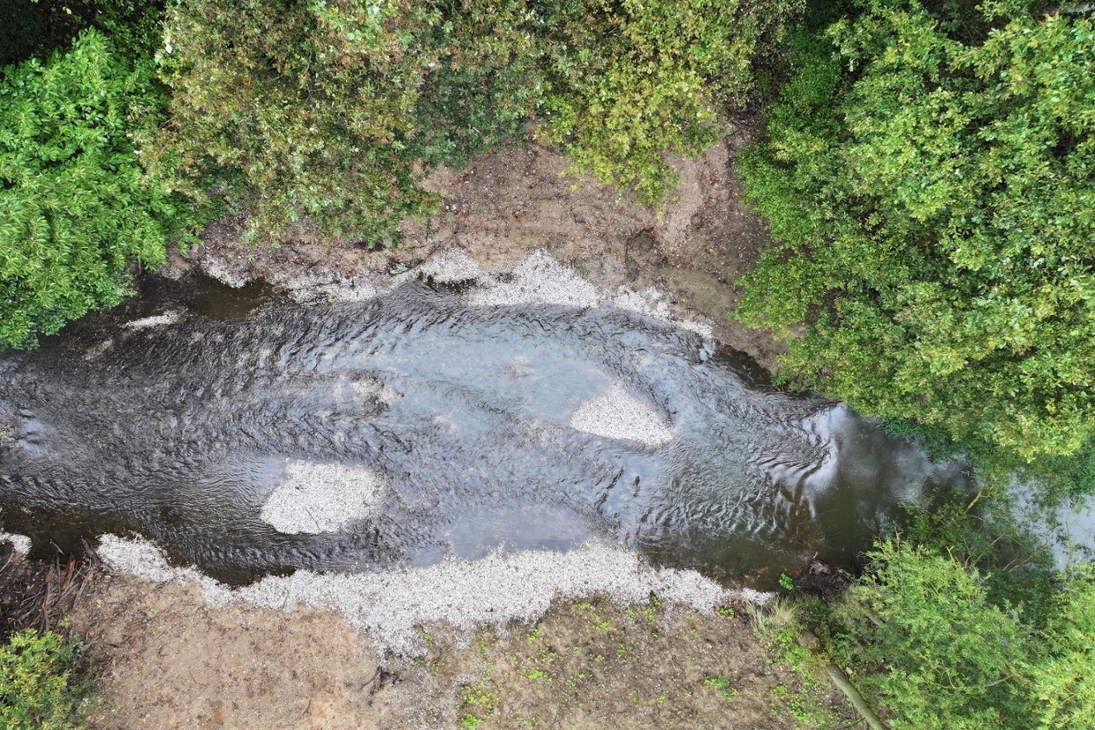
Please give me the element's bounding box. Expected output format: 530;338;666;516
0;272;965;587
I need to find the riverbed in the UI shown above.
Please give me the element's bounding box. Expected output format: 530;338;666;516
0;250;962;600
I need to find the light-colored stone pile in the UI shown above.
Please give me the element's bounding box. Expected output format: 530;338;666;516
97;534;769;656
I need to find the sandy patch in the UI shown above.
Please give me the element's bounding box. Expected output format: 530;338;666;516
570;383;675;447
71;572;386;730
260;461;386;535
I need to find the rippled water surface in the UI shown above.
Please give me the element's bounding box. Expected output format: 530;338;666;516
0;274;964;585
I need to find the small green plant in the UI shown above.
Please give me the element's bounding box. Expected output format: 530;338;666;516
588;613;611;631
704;674;740;699
461;683;497;729
778;573;795;592
0;630;92;730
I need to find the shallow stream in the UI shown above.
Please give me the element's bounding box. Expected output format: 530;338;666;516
0;271;964;587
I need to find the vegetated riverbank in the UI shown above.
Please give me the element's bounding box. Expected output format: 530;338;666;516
2;137;862;729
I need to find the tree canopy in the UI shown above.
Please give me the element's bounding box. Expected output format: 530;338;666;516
0;28;190;349
736;0;1095;459
148;0;800;243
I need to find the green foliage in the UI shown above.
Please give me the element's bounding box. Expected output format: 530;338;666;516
0;28;195;349
1029;565;1095;730
830;539;1034;729
736;0;1095;460
816;525;1095;730
0;0;166;66
1;0;91;66
0;630;90;730
407;55;532;171
525;0;801;206
879;415;962;461
778;572;795;591
150;0;440;246
901;495;1059;623
1044;445;1095;499
152;0;801;243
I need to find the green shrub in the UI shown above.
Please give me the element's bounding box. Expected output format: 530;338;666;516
151;0;802;244
828;538;1033;729
1030;565;1095;729
0;630;90;730
525;0;802;207
735;0;1095;461
817;524;1095;730
0;28;197;349
0;0;166;68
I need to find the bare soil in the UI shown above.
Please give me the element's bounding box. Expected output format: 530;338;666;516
61;564;843;730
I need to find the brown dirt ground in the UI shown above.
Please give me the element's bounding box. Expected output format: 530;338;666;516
175;135;786;371
59;565;847;730
3;138;832;729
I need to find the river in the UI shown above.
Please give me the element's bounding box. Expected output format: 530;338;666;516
0;263;964;588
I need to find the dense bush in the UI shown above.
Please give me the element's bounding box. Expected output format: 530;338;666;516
0;0;165;67
0;630;90;730
820;537;1095;730
735;0;1095;460
831;539;1034;729
150;0;801;244
0;28;196;349
2;0;800;343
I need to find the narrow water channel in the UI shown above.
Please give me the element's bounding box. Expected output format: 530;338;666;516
0;272;965;587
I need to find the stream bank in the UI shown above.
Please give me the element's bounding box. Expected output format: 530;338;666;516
172;137;786;372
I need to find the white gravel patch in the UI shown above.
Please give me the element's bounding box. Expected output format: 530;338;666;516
260;460;386;534
199;257;251;288
83;338;114;361
124;310;181;330
350;378;401;406
571;383;675;447
275;270;380;304
414;248;483;283
96;534;770;656
0;532;32;556
613;286;714;339
197;246;714;340
467;250;601;309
